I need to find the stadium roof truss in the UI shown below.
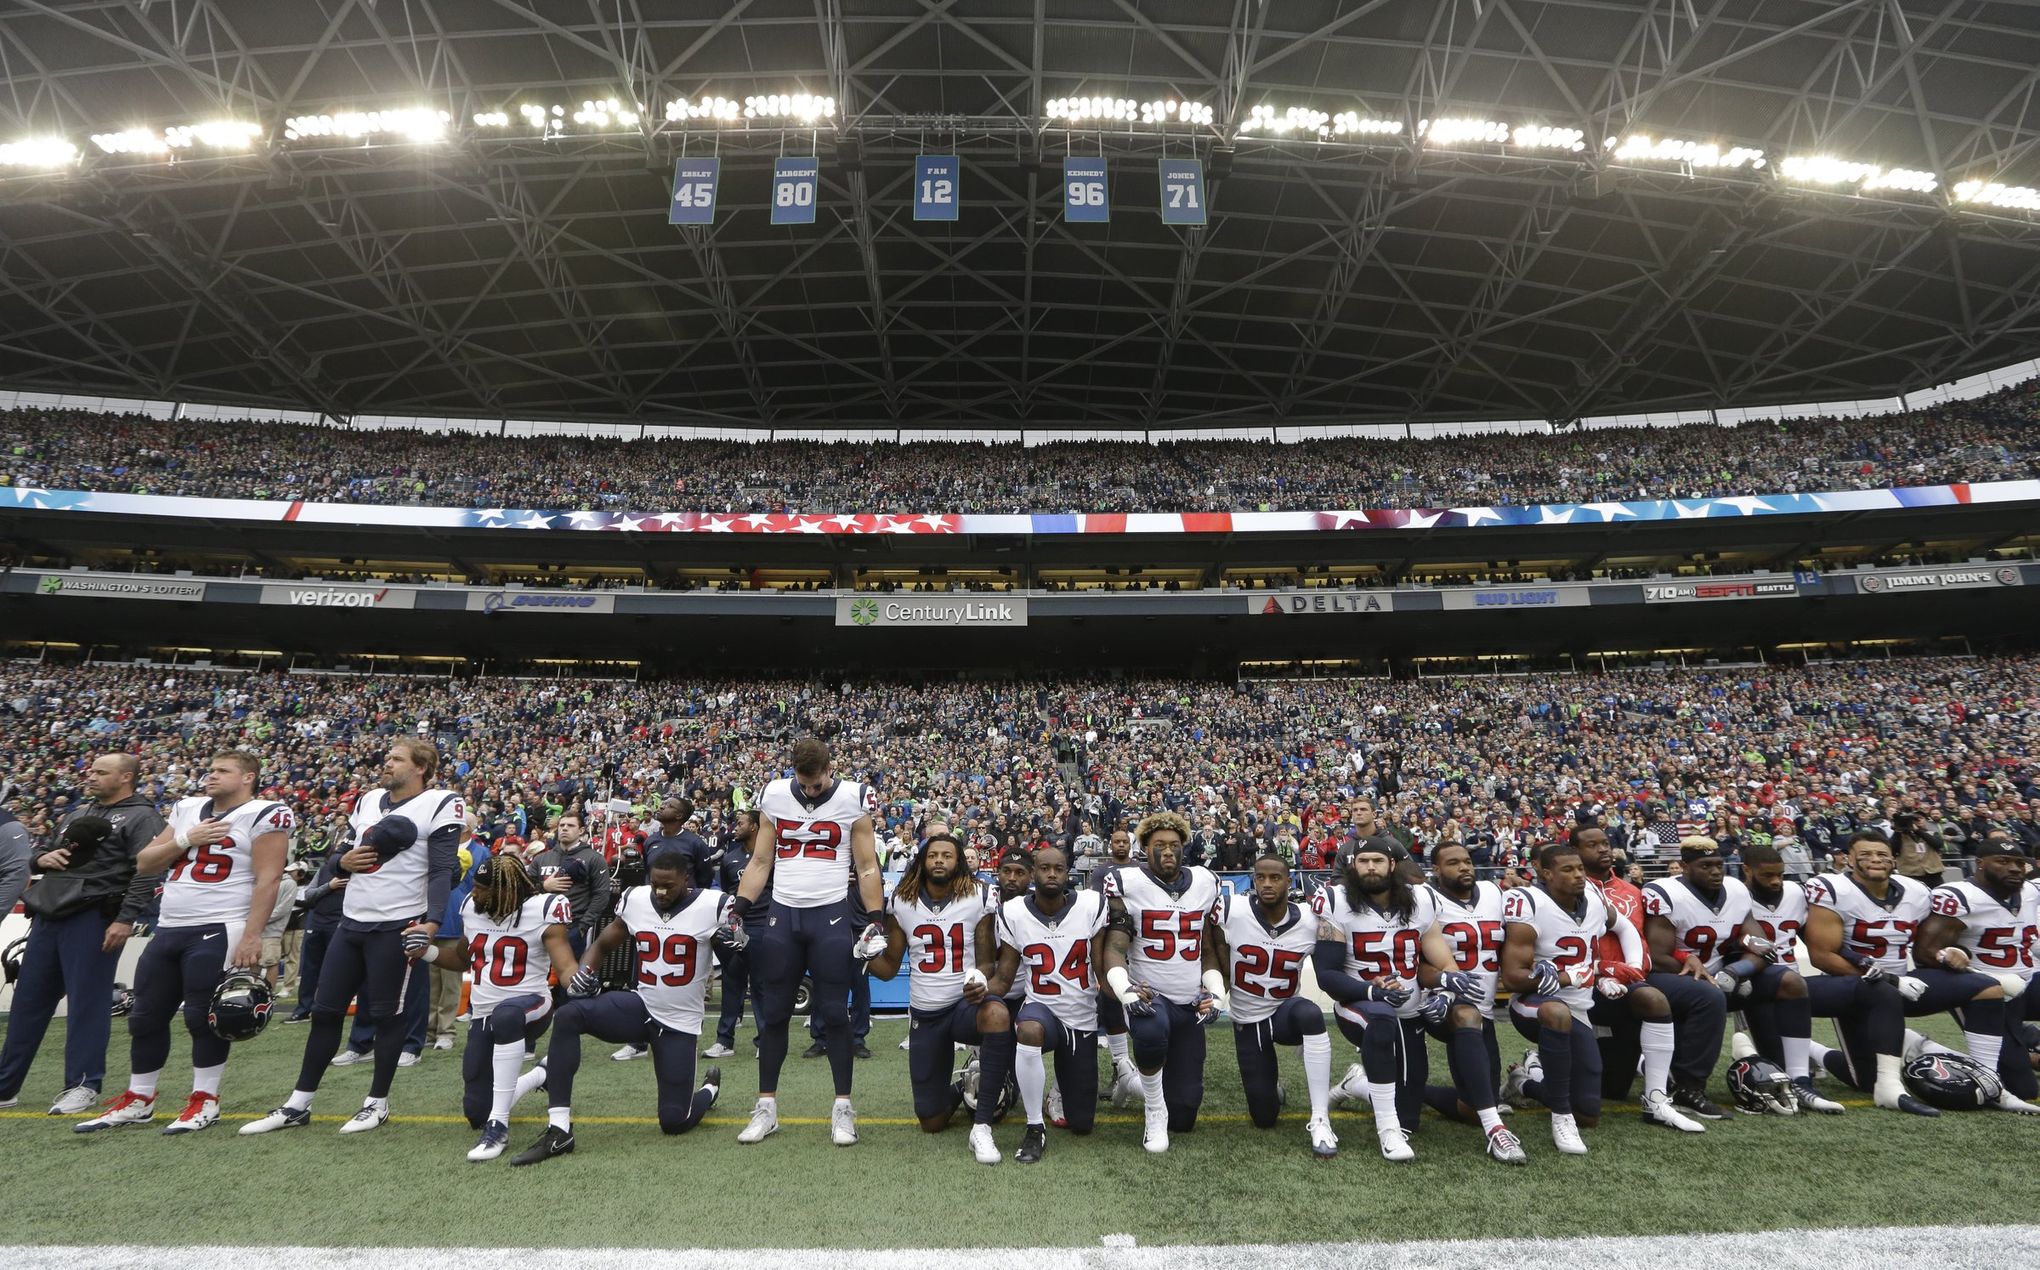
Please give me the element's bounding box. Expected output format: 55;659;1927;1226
1;0;2039;432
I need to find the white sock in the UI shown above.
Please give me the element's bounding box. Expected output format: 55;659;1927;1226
1873;1053;1905;1106
1639;1020;1675;1096
1105;1032;1128;1064
1908;1028;1956;1057
1300;1032;1332;1121
548;1105;571;1131
285;1089;315;1112
365;1095;389;1113
1139;1069;1166;1111
514;1063;547;1103
1782;1035;1810;1081
1364;1079;1402;1134
758;1094;777;1110
1476;1106;1503;1132
1809;1040;1835;1066
190;1064;224;1098
1963;1030;2003;1071
1016;1044;1045;1125
489;1041;523;1124
128;1069;161;1099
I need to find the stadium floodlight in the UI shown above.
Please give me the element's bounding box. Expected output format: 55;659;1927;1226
1238;104;1332;136
282;108;450;143
1781;155;1938;195
1330;112;1402;137
472;111;511;128
1862;167;1937;194
164;121;262;150
1045;97;1139;125
91;127;169;156
664;95;742;123
1605;133;1766;170
1419;117;1511;147
1510;124;1586;152
571;97;642;128
1135;99;1216;126
1953;179;2040;211
0;137;79;167
741;93;835;123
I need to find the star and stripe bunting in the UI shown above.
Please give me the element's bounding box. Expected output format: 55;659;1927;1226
2;479;2031;534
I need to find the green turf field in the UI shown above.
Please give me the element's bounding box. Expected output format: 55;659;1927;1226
1;1009;2034;1249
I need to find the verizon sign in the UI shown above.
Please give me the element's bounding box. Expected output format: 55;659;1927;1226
1643;579;1800;603
259;583;418;609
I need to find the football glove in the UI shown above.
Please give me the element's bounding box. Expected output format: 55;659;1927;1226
1416;991;1452;1026
566;968;603;999
1594;975;1630;1001
1741;935;1778;962
1602;962;1647;986
1529;959;1563;996
1195;990;1223;1025
401;926;432;958
1858;963;1891;984
1895;975;1929;1002
1437;970;1479;1002
717;910;749;953
1711;970;1753;999
1361;978;1412;1008
851;921;887;961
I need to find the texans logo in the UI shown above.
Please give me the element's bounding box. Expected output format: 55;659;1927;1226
252;999;273;1023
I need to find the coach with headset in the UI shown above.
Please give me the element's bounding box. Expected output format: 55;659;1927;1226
0;753;166;1115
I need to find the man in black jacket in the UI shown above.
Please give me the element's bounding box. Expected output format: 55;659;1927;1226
0;753;166;1115
283;840;350;1023
529;811;614;957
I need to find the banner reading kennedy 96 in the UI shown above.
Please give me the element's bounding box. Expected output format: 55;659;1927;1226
835;596;1028;628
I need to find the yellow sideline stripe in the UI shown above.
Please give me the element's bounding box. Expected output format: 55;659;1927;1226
0;1100;1878;1127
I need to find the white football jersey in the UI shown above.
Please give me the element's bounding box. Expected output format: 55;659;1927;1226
1501;885;1611;1012
890;881;999;1012
1929;879;2039;981
1748;881;1809;954
619;885;729;1034
463;892;570;1017
1641;876;1754;974
343;788;466;923
1429;881;1506;1017
159;796;295;929
998;891;1107;1031
755;777;876;908
1804;873;1930;973
1216;894;1315;1026
1102;864;1222;1006
1312;882;1439;1023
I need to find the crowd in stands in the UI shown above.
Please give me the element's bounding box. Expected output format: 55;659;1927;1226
2;376;2036;514
5;657;2035;887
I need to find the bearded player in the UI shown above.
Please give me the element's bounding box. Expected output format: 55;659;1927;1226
727;737;885;1147
440;855;573;1160
1095;811;1223;1154
1206;854;1339;1158
867;829;1013;1165
78;751;291;1135
983;845;1108;1163
1911;834;2040;1113
243;739;463;1136
1311;839;1459;1161
514;851;737;1164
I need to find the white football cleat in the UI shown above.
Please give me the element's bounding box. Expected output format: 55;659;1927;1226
161;1092;220;1136
1109;1061;1143;1109
1306;1115;1339;1159
73;1090;155;1133
969;1122;1000;1165
1047;1083;1066;1128
1996;1091;2040;1115
1550;1113;1589;1155
831;1099;859;1146
1642;1088;1706;1133
338;1102;389;1134
611;1044;648;1062
239;1105;312;1135
1142;1102;1170;1154
737;1099;779;1143
466;1119;509;1161
1327;1062;1367;1109
1377;1127;1414;1162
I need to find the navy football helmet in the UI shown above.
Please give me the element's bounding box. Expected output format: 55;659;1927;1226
1901;1052;2003;1110
1726;1056;1795;1116
209;970;275;1042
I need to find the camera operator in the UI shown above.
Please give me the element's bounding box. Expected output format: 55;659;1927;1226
1888;805;1949;884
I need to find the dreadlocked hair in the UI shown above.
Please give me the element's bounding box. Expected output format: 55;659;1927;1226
895;834;963;906
474;853;536;922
